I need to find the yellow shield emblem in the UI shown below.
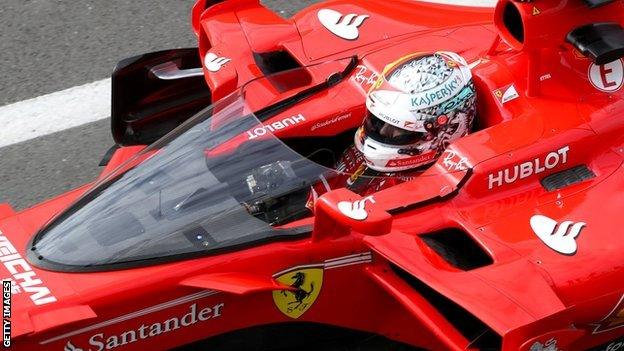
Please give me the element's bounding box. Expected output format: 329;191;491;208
272;267;323;319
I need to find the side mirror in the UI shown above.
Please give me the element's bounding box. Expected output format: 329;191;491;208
312;188;392;242
111;48;212;146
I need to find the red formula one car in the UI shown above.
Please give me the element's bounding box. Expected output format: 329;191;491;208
5;0;624;350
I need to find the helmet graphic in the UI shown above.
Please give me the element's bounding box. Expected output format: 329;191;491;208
355;52;477;172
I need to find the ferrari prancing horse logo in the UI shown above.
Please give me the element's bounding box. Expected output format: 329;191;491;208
272;267;323;319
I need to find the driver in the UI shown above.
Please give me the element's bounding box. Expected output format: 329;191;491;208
308;51;477;206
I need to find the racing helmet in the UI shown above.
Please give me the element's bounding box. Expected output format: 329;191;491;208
355;52;477;172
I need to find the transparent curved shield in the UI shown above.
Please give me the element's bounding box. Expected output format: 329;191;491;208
28;59;461;270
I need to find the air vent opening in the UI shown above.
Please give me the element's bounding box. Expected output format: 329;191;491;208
253;51;309;92
541;165;596;191
390;264;502;350
254;51;303;76
420;228;493;271
503;2;524;44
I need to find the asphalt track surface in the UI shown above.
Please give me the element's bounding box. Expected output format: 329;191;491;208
0;0;322;211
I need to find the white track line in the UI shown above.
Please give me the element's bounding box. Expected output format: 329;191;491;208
0;78;111;148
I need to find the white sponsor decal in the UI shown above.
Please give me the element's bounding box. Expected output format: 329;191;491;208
442;151;470;172
353;65;380;88
530;215;585;255
317;9;369;40
605;340;624;351
411;74;464;108
529;338;560;351
337;196;375;221
247;114;306;140
311;113;351;131
64;302;224;351
204;53;231;72
589;59;624;92
487;146;570;189
493;84;519;105
0;232;56;305
42;290;218;345
371;107;402;127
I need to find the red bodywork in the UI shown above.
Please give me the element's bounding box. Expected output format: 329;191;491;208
5;0;624;350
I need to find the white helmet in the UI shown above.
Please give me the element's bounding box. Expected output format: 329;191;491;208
355;52;477;172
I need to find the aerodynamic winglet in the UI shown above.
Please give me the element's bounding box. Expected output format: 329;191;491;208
27;305;97;336
179;272;295;295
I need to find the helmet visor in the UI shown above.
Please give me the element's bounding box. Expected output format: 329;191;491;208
363;111;425;146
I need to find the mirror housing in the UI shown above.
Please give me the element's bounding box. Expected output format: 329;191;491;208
111;48;212;146
312;188;392;242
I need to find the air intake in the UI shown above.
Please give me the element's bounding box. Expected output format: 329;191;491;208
502;2;524;45
420;228;493;271
253;51;309;93
254;51;302;76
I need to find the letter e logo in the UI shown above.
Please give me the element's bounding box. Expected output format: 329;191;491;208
589;59;624;92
